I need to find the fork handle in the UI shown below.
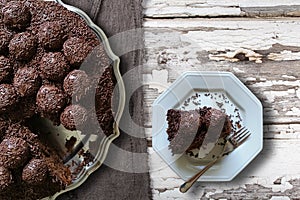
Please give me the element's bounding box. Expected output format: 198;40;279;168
179;157;220;193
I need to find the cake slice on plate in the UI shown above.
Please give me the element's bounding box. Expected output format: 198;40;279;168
166;107;232;155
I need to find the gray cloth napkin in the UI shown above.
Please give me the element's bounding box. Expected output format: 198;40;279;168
58;0;151;199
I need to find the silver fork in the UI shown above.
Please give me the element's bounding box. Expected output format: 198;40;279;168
179;127;251;193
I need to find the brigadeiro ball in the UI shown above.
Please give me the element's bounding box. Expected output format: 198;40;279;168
60;104;88;130
0;56;12;83
2;1;31;30
39;52;70;82
63;70;89;101
22;159;48;185
9;32;37;61
0;166;12;192
0;137;29;169
63;37;92;66
36;85;66;114
13;67;41;97
38;21;66;51
0;30;13;53
0;84;19;112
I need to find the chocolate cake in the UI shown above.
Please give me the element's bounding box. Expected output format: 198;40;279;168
166;107;232;155
0;0;116;199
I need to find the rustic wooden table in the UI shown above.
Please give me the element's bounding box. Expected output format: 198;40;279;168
143;0;300;199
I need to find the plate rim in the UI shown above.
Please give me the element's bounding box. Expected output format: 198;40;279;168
152;71;263;181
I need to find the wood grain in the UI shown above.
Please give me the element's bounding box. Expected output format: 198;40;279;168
143;0;300;18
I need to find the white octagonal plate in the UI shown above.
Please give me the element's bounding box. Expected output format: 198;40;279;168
152;71;263;181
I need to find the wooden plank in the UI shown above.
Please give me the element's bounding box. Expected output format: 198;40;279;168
143;0;300;18
143;18;300;126
149;139;300;199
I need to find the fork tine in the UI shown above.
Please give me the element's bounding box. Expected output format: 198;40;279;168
232;128;247;140
234;129;249;140
235;127;246;135
226;127;245;140
235;131;251;147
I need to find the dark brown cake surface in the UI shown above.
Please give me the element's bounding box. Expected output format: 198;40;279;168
0;0;115;199
166;107;232;155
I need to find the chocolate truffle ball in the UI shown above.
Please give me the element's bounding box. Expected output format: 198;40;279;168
39;52;70;82
63;37;92;66
38;21;66;51
36;85;66;114
0;56;12;83
60;104;88;130
63;70;89;101
13;67;41;97
9;32;37;61
22;159;48;185
0;30;13;53
0;84;19;112
0;167;12;192
0;137;29;169
2;1;31;30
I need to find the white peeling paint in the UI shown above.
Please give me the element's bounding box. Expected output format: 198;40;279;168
143;69;171;93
